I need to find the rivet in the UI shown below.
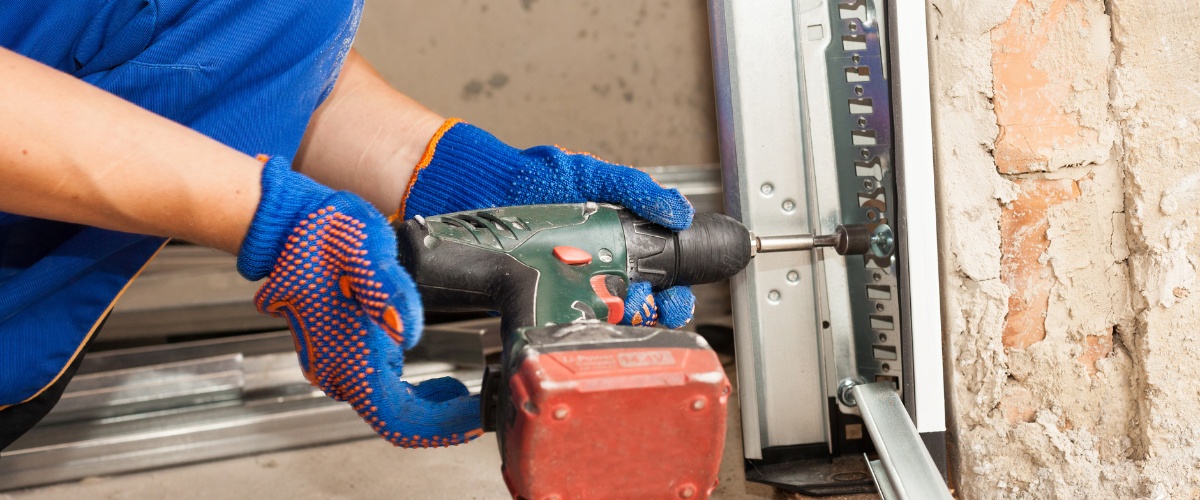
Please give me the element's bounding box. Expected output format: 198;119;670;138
678;485;696;498
691;398;706;411
760;183;775;195
782;199;796;212
786;271;800;283
598;248;613;263
553;407;569;420
767;290;781;303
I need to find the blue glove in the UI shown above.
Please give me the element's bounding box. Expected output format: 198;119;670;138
239;157;482;448
400;119;696;329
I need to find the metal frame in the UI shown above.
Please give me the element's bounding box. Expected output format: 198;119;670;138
708;0;947;493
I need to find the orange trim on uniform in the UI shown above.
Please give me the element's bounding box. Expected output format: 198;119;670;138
0;239;171;411
392;118;464;222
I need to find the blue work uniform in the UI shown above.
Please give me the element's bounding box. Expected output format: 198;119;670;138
0;0;362;412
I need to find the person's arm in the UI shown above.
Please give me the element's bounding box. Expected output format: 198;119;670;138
294;49;442;213
0;47;260;253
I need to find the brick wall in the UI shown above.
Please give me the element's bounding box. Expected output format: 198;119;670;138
932;0;1200;496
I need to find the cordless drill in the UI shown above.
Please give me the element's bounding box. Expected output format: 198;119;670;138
394;203;882;500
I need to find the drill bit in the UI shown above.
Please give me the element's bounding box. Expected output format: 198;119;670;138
751;223;893;257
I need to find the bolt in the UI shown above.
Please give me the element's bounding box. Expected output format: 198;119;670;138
760;183;774;195
786;270;800;283
837;378;862;407
782;199;796;212
678;485;696;498
553;407;569;420
691;398;706;411
598;248;613;263
767;290;781;302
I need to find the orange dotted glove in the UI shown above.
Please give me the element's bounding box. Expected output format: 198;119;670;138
238;158;482;447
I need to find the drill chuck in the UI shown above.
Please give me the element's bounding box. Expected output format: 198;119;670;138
622;212;753;290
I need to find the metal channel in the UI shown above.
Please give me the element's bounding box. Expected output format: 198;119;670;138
709;0;905;453
0;328;486;491
711;0;949;491
709;0;830;456
849;382;950;499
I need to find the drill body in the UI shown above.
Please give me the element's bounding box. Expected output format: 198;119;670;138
395;203;747;500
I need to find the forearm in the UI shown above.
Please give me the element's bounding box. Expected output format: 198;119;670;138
0;48;261;253
295;49;443;213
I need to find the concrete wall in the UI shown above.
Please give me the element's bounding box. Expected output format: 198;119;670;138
931;0;1200;497
353;0;719;167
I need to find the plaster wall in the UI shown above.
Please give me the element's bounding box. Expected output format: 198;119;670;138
931;0;1200;497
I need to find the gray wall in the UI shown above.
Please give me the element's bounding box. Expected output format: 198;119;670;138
354;0;719;167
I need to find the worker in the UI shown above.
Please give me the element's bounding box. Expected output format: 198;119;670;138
0;2;697;451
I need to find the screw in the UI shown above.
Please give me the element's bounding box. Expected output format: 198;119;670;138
553;407;569;420
691;398;706;411
786;270;800;283
782;199;796;212
678;485;696;498
760;183;774;195
598;248;613;263
767;290;781;302
870;224;895;257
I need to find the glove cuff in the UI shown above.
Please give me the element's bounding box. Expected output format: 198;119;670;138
237;157;333;281
399;119;523;220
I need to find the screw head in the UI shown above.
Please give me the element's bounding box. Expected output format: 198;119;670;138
870;224;895;257
598;248;613;263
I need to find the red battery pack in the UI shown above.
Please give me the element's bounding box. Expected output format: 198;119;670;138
500;326;730;500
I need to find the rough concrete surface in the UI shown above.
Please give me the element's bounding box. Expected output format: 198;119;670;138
931;0;1200;497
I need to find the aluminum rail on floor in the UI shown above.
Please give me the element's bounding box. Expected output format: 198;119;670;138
0;329;485;491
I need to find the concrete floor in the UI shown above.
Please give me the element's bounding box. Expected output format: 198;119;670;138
5;366;876;499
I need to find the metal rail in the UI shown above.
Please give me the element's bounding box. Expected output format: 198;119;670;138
0;329;485;491
849;382;950;499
